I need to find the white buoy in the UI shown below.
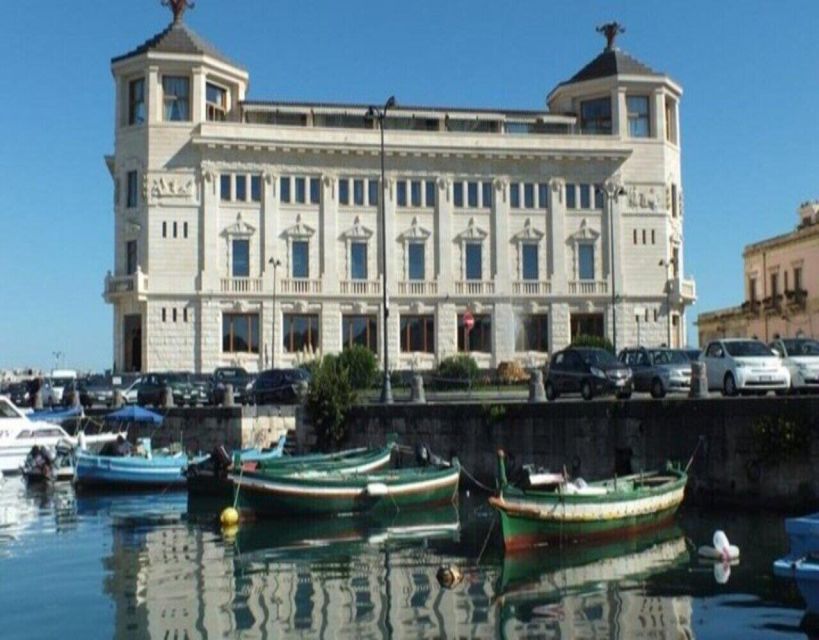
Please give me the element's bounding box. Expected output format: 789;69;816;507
365;482;389;497
698;529;740;561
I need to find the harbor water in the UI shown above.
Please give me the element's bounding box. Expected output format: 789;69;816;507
0;476;811;639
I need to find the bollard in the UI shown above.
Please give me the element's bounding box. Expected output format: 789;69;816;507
222;383;235;407
529;369;546;403
410;374;426;404
71;388;82;408
112;389;124;409
689;361;709;398
161;385;175;408
32;389;44;410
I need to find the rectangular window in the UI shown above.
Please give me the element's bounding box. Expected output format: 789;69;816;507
368;179;379;207
232;239;249;277
172;308;177;323
425;180;436;207
350;242;367;280
627;96;650;138
206;83;227;122
183;222;188;238
651;229;656;244
538;183;548;209
310;177;321;204
578;244;595;280
408;243;425;280
354;179;365;206
467;182;478;208
749;277;757;302
458;314;491;353
292;241;309;278
465;243;482;280
283;314;319;353
594;186;604;209
642;229;647;245
522;244;538;280
770;273;779;298
222;313;259;353
173;222;177;238
183;308;188;323
482;181;493;208
580;184;591;209
453;182;464;208
524;183;535;209
339;179;349;205
400;315;435;353
162;221;167;238
295;177;306;203
665;97;678;144
251;175;261;202
342;315;377;352
220;175;232;201
280;177;291;203
633;229;638;244
671;184;678;218
235;175;247;202
128;78;145;126
510;183;520;209
127;170;138;208
580;97;612;134
126;240;137;275
162;76;190;122
410;180;422;207
794;267;802;292
566;184;576;209
397;181;407;207
516;315;549;352
162;308;166;323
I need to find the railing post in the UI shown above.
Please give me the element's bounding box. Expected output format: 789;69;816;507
529;369;546;402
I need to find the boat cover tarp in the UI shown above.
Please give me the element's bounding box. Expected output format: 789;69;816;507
28;406;83;423
104;406;164;425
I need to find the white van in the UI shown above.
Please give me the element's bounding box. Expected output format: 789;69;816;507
50;369;78;404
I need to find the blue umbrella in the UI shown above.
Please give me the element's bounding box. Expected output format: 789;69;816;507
103;406;164;425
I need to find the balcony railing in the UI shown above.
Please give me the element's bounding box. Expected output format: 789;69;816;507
513;280;552;296
568;280;608;294
104;271;148;301
454;280;495;295
279;278;322;294
340;280;381;295
785;288;808;309
220;277;263;294
668;277;697;304
397;281;438;296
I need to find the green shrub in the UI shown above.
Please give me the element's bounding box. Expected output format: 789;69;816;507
571;334;615;354
435;355;479;390
752;415;809;466
306;355;357;447
338;345;378;390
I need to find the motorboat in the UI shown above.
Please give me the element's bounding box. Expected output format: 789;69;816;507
0;395;119;474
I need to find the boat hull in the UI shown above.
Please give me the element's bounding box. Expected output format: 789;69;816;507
75;453;189;489
236;464;460;517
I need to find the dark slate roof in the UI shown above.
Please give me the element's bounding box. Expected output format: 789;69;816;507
111;21;244;69
563;48;659;85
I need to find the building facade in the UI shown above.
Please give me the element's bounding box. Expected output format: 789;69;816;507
104;12;695;373
698;201;819;345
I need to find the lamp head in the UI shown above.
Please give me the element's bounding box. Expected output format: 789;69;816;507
366;106;376;119
385;96;397;110
269;257;282;267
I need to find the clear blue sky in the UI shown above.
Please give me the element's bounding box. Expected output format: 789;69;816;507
0;1;817;372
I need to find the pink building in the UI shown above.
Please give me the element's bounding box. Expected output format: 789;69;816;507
698;201;819;345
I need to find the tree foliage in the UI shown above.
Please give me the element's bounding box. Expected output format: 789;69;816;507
305;355;357;447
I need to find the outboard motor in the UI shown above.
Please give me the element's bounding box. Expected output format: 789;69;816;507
415;444;430;467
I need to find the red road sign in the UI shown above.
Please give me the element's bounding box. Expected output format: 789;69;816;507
463;311;474;331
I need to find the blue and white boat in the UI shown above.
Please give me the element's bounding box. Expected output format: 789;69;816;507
773;513;819;613
75;438;195;489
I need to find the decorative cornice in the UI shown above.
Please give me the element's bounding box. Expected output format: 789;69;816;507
399;217;432;242
282;214;315;239
340;216;374;241
512;218;545;242
221;212;256;238
455;217;489;242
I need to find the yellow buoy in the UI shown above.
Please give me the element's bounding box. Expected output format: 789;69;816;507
220;506;239;527
221;524;239;541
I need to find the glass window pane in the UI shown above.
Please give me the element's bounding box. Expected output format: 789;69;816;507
368;179;379;207
220;175;232;201
580;97;611;134
250;175;261;202
354;179;365;206
280;177;291;203
162;76;190;121
594;186;604;209
524;183;535;208
538;183;548;209
627;96;650;138
126;240;137;275
250;315;259;353
411;181;422;207
425;180;436;207
522;244;538;280
453;182;463;208
339;179;349;205
510;183;520;209
580;184;591;209
466;243;482;280
233;316;249;352
310;177;321;204
566;184;576;209
295;177;306;203
397;181;407;207
292;241;309;278
232;239;249;277
351;242;367;279
579;244;595;280
129;78;145;125
235;175;247;201
127;171;138;208
467;182;478;208
482;182;492;208
408;243;425;280
459;314;491;353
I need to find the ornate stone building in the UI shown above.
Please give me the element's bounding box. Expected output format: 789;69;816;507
104;10;695;373
698;201;819;345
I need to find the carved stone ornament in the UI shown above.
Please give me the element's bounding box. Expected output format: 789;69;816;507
568;219;600;242
341;216;374;240
512;218;545;242
455;217;489;242
282;214;316;239
150;176;194;200
399;217;432;242
549;178;565;204
626;185;659;211
222;212;256;238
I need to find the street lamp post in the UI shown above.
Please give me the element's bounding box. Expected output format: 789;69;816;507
366;96;396;404
600;181;626;353
269;257;281;368
659;258;676;347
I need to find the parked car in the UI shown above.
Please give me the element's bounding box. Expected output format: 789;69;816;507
250;368;311;405
618;347;692;398
701;338;790;396
173;372;210;406
136;373;194;407
682;349;701;362
545;347;633;401
210;367;253;405
769;337;819;393
121;377;145;405
74;375;115;408
49;369;78;405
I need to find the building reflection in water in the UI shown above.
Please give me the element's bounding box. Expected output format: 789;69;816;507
102;508;694;639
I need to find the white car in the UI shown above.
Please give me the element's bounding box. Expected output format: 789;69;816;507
769;338;819;393
702;338;791;396
121;378;144;405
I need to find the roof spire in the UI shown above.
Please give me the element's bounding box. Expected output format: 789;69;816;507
596;22;625;51
161;0;195;24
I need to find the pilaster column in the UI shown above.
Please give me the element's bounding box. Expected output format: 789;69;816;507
548;178;567;294
492;179;510;290
321;175;338;294
199;168;219;292
191;67;205;124
147;66;160;124
612;87;627;138
436;178;453;292
653;89;666;141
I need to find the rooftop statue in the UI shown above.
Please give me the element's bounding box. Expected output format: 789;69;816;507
162;0;195;23
596;21;625;51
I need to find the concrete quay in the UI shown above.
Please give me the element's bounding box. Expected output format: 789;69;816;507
338;396;819;509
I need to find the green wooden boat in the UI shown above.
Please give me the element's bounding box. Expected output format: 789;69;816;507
248;437;396;476
489;450;687;551
235;459;461;517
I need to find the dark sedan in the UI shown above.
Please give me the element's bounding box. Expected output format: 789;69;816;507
137;373;194;407
545;347;633;401
250;368;311;405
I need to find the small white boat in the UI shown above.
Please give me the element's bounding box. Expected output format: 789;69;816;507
0;395;120;474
